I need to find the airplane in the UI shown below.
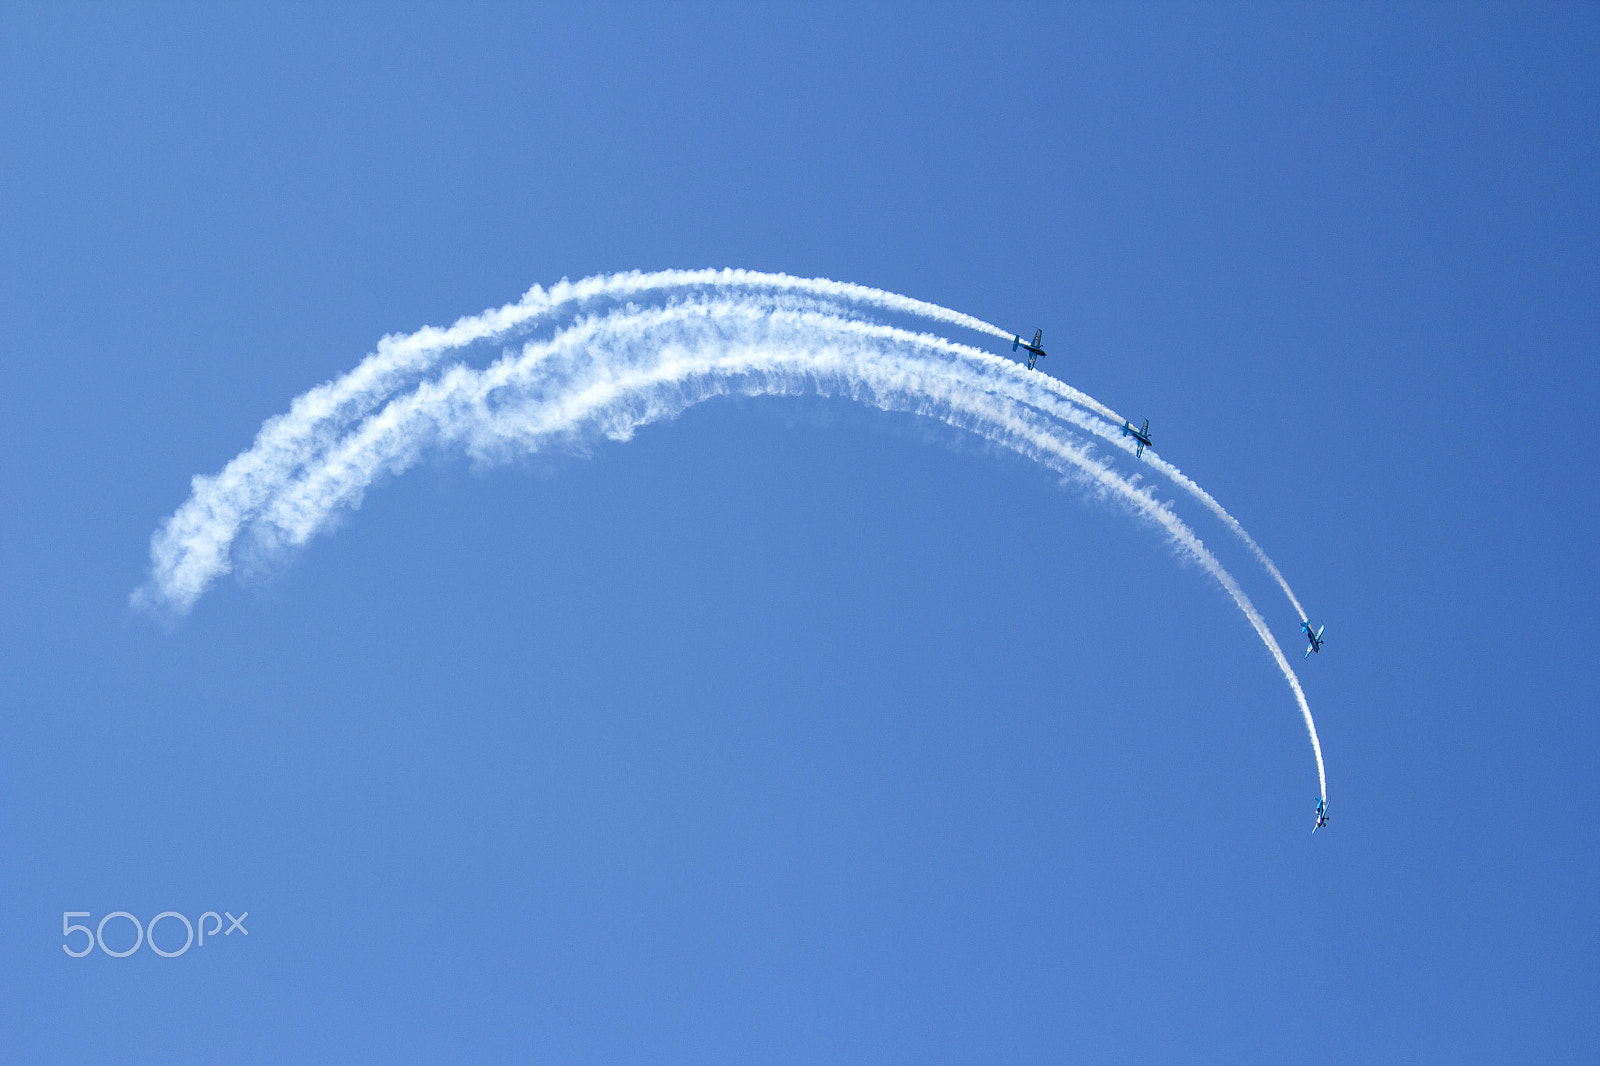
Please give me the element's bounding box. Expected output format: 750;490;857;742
1013;329;1047;370
1301;621;1325;658
1313;798;1330;833
1122;417;1152;458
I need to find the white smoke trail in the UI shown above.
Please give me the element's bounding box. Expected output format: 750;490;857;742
989;371;1310;623
1142;455;1309;623
133;297;1327;801
137;269;1308;629
136;270;1004;608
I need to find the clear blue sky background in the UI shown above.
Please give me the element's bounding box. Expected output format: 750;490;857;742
3;3;1596;1061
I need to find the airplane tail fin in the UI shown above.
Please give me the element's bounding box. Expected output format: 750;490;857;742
1013;335;1021;351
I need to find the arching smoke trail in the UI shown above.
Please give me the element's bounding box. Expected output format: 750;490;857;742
133;296;1328;801
136;271;1005;607
139;269;1307;627
1142;455;1310;623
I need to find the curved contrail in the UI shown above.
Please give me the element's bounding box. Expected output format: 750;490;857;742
127;270;1005;614
133;293;1328;803
138;269;1309;625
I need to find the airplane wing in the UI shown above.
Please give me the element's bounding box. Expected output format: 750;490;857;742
1141;419;1149;436
1032;329;1043;347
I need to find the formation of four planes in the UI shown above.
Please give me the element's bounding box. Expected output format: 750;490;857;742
1012;327;1332;834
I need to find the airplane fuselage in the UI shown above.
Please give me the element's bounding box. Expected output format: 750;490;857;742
1301;622;1323;655
1013;331;1046;369
1122;420;1152;456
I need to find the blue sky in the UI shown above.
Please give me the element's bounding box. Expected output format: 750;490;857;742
2;3;1597;1061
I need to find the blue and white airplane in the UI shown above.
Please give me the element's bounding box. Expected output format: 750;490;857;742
1122;417;1152;459
1013;329;1046;370
1313;798;1330;833
1301;621;1325;658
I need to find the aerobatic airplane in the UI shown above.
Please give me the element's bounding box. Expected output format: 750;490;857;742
1122;418;1152;458
1313;798;1330;833
1301;621;1325;658
1013;329;1047;370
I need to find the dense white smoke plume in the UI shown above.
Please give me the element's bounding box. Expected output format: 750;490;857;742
133;273;1326;801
